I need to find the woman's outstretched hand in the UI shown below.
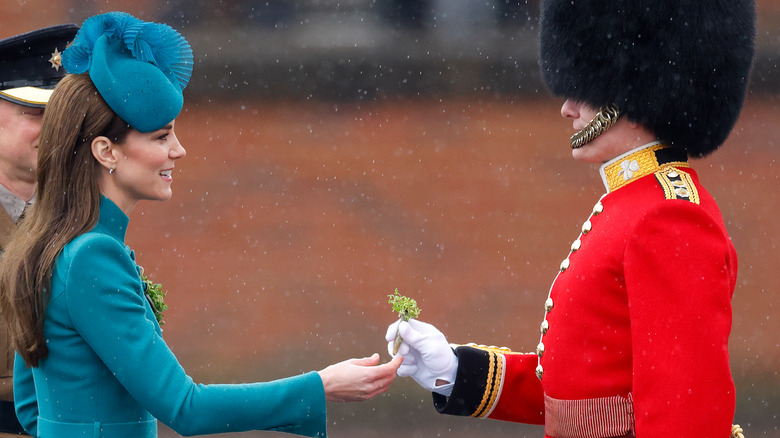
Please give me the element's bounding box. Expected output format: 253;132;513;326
318;353;403;402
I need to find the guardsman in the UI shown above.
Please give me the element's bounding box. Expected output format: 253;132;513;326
0;24;78;436
386;0;755;437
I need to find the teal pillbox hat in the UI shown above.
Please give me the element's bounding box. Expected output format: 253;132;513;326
62;12;193;133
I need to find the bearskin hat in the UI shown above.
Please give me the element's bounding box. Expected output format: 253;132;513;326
539;0;756;157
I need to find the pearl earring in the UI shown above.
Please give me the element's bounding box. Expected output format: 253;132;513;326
109;166;115;175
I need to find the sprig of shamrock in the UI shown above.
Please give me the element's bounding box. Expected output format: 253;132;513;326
388;288;421;354
140;266;168;326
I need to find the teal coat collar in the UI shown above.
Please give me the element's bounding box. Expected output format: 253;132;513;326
95;195;129;243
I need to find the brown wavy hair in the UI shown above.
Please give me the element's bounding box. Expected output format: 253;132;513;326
0;73;131;367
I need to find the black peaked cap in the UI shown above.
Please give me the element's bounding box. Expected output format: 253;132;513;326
0;24;79;107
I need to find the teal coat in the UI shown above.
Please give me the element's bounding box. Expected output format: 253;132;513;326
13;197;327;437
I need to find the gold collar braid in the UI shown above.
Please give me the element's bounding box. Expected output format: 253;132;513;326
599;143;689;192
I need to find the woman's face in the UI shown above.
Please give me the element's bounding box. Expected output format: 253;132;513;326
560;99;631;163
107;121;186;212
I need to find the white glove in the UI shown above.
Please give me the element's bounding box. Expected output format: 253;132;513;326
385;319;458;396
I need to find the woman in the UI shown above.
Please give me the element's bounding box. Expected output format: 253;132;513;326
0;12;400;438
386;0;754;437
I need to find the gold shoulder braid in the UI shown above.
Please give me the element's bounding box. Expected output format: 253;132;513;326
731;424;744;438
654;167;700;204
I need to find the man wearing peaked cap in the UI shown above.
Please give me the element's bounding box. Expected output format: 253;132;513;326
387;1;754;437
0;23;78;436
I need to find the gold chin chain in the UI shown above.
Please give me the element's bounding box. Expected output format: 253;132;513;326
570;103;621;149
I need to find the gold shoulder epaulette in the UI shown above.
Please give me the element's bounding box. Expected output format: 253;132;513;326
654;167;700;204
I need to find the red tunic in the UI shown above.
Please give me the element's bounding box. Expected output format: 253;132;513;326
434;143;737;438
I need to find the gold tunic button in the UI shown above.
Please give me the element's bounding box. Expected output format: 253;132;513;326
545;298;554;312
540;319;549;334
592;202;603;215
570;239;581;252
560;258;570;272
675;187;689;197
667;170;679;178
536;342;545;357
581;220;592;234
536;364;544;380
